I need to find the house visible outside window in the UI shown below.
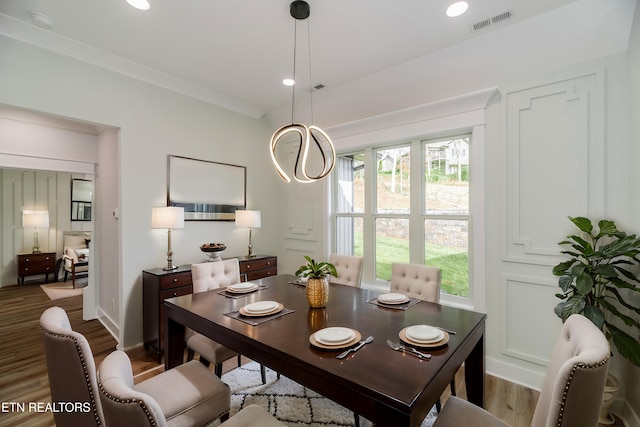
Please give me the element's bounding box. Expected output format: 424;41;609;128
332;134;471;299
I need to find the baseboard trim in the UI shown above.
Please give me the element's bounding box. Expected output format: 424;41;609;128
486;357;545;391
96;307;119;345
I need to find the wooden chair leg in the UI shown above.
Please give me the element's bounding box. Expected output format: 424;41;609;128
450;379;457;396
436;399;442;413
260;364;266;384
354;412;360;427
199;356;211;368
214;362;222;378
220;412;230;422
186;349;195;362
237;354;242;367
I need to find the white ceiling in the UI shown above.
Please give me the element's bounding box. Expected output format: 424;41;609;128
0;0;635;127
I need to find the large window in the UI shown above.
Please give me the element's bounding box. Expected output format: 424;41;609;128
332;135;471;299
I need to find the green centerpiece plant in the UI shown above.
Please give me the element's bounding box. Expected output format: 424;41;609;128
296;256;337;308
552;216;640;367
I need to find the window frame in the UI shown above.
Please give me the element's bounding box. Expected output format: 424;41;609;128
331;128;485;311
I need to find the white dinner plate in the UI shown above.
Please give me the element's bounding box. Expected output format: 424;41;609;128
406;325;444;343
377;293;409;304
228;282;258;293
243;301;279;314
314;327;356;345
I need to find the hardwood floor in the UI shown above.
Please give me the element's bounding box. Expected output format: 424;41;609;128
0;283;541;426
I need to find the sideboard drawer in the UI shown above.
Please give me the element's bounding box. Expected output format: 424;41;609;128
160;284;193;301
159;272;192;290
239;257;277;274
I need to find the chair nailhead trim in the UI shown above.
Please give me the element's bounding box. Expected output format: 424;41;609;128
97;379;158;426
556;356;609;427
41;327;102;426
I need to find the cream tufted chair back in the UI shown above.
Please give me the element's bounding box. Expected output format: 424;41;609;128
530;313;610;427
40;306;104;426
433;314;610;427
390;262;442;302
191;259;241;293
328;254;364;288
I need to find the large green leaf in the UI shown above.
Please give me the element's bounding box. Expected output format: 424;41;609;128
569;235;593;255
608;323;640;367
575;272;594;296
583;305;605;329
554;296;586;321
596;219;618;237
553;260;575;276
596;297;640;328
558;275;574;292
569;216;593;234
605;287;640;317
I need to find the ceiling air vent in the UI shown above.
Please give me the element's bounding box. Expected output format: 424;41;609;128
471;9;514;32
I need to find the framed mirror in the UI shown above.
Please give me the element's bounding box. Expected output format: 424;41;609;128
71;179;93;221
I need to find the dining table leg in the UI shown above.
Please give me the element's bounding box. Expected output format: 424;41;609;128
464;331;485;408
164;312;186;370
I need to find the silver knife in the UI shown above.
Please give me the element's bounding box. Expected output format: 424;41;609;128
336;335;374;359
387;339;430;359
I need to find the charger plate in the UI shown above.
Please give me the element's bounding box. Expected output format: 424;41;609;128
399;327;449;349
239;302;284;317
310;328;362;350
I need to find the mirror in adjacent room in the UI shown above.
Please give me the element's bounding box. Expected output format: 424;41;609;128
71;178;93;221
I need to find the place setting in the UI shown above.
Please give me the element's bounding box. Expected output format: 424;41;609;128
309;326;374;359
217;282;268;298
367;292;421;310
399;324;450;349
225;300;295;325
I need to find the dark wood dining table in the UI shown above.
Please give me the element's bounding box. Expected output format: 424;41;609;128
164;274;486;427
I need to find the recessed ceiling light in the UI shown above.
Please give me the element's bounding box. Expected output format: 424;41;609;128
28;11;55;29
446;1;469;18
283;78;295;86
126;0;150;11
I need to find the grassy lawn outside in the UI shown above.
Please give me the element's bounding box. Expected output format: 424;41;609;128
355;232;469;296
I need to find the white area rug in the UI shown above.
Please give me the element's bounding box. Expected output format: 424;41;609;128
215;361;437;427
39;280;86;300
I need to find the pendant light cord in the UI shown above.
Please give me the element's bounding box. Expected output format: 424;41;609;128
291;19;298;124
307;19;314;124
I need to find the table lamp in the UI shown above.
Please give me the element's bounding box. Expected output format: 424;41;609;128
235;210;261;258
152;206;185;270
22;210;49;253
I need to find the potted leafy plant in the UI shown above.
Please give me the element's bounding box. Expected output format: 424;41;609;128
295;256;337;308
553;216;640;423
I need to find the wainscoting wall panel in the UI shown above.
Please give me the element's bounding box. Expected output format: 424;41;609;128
498;70;604;368
501;275;561;366
503;72;604;266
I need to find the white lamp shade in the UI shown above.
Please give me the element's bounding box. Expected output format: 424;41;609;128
235;210;261;228
22;211;49;228
151;206;184;229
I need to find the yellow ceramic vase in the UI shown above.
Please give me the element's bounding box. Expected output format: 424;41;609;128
306;278;329;308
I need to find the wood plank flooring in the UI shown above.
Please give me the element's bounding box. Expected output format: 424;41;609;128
0;283;542;426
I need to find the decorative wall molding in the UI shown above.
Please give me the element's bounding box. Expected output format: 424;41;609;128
501;274;561;366
503;71;604;265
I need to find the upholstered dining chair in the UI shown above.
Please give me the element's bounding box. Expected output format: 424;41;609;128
433;314;610;427
328;254;364;287
219;404;286;427
98;350;230;426
186;259;269;383
40;306;232;427
40;306;103;426
389;262;452;412
390;262;442;302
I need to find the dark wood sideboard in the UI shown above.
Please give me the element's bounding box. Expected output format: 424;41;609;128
17;252;57;285
142;255;277;361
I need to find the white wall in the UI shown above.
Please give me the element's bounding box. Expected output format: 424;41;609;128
0;35;283;349
624;2;640;425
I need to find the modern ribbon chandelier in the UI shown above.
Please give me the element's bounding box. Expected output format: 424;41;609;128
270;0;336;184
